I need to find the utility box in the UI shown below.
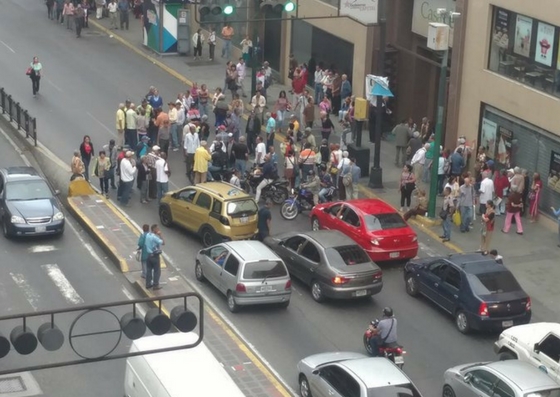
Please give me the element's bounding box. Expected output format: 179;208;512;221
177;9;191;55
354;97;368;120
427;23;450;51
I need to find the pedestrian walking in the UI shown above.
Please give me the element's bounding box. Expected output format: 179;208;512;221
63;0;75;30
118;150;136;207
145;224;164;290
440;187;454;242
551;206;560;248
193;141;211;184
319;111;334;141
95;0;105;19
501;190;524;235
46;0;55;19
264;112;276;149
74;4;85;38
137;224;150;278
192;29;204;60
479;200;495;254
245;110;261;155
399;164;416;212
79;135;94;181
107;0;118;28
116;103;126;147
70;150;85;181
257;199;272;241
93;150;111;197
56;0;64;22
458;177;475;233
337;150;350;200
117;0;129;29
155;153;170;203
27;57;43;97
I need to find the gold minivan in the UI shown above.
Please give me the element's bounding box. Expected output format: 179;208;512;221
159;182;258;247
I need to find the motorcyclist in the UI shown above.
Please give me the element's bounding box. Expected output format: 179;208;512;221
369;307;398;356
301;169;321;206
255;154;277;202
208;142;228;181
318;168;334;203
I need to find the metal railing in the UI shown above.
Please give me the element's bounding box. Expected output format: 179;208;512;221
0;87;37;146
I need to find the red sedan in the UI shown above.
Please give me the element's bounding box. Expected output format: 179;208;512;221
310;199;418;262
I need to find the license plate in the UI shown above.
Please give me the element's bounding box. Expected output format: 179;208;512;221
389;252;400;258
394;356;404;364
355;290;368;297
35;226;47;233
259;285;273;292
502;320;514;328
240;216;248;224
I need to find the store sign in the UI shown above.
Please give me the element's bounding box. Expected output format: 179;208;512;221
535;21;555;67
411;0;456;47
513;14;533;58
492;8;510;49
340;0;378;25
548;151;560;193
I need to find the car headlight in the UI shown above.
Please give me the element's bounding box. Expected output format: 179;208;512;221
371;239;380;246
11;215;26;224
53;212;65;221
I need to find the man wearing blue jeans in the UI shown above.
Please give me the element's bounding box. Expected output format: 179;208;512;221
119;151;136;206
155;153;169;202
145;224;164;290
458;177;475;232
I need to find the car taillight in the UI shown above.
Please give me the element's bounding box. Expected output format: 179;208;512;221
285;280;292;290
235;283;246;292
525;297;531;311
479;302;489;317
373;272;382;280
332;276;350;285
219;216;230;225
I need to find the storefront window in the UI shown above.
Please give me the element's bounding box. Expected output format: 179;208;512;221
488;7;560;98
479;104;560;213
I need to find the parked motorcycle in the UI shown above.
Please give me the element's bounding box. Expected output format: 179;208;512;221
280;186;335;221
363;319;405;368
242;169;289;204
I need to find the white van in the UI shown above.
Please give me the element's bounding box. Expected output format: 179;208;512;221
124;332;245;397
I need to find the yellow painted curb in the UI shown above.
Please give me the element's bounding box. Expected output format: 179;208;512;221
357;185;463;253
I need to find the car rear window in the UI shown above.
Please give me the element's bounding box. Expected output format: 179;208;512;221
227;199;258;216
367;383;422;397
242;261;287;279
364;213;407;231
6;180;53;201
467;271;522;295
327;246;371;267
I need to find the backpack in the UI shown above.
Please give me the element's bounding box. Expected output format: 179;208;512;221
342;167;353;187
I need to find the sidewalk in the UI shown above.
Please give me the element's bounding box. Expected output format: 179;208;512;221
87;16;560;319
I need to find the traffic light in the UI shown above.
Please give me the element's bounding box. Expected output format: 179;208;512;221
260;0;296;13
199;1;235;17
223;4;234;15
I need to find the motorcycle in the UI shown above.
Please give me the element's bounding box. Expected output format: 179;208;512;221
363;319;405;368
209;167;234;182
280;186;335;221
242;169;289;205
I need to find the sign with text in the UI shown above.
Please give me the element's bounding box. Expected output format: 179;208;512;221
411;0;456;47
339;0;378;25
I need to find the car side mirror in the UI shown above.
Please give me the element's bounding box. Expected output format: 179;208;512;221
278;241;284;246
171;192;178;199
534;343;540;353
312;369;320;376
463;373;472;383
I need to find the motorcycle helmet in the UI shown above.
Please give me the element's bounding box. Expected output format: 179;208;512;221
308;169;315;176
214;141;223;151
383;307;394;317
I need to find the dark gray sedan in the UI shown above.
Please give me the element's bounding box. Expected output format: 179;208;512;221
264;230;383;302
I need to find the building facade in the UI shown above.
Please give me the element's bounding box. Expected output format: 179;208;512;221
452;0;560;212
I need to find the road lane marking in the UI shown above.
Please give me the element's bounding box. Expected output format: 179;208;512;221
0;40;15;53
86;111;115;136
121;286;147;317
418;242;438;257
28;245;58;253
10;273;40;311
0;126;32;166
66;219;114;276
46;79;62;93
42;264;85;305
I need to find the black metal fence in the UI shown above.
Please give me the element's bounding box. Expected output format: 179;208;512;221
0;87;37;146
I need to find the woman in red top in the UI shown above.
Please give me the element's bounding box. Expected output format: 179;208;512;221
79;135;94;181
529;172;543;222
493;169;510;215
480;200;495;254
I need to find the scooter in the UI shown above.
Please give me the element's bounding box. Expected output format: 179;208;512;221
280;186;335;221
363;319;405;368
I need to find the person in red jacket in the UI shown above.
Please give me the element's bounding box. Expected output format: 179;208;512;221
494;168;510;215
291;71;306;113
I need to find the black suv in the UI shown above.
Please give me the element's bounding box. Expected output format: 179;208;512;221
0;167;65;238
403;253;531;334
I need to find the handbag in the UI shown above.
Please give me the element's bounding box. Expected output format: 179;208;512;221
452;210;462;226
135;249;141;262
25;67;33;76
439;209;448;220
329;153;338;174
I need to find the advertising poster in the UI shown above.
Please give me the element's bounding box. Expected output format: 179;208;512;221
492;8;510;49
495;126;513;167
535;22;555;67
548;151;560;193
514;14;533;57
557;40;560;70
481;118;497;159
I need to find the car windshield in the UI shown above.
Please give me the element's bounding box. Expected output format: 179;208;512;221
326;246;371;267
6;180;53;201
242;261;287;279
526;390;560;397
468;271;522;295
364;213;407;231
227;199;258;216
367;383;423;397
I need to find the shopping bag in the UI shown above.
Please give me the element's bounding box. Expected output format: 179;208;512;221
452;210;461;226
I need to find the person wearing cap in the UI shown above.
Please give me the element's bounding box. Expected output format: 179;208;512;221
183;124;200;184
125;103;138;149
257;199;273;242
193;141;212;184
116;103;126;148
119;150;137;207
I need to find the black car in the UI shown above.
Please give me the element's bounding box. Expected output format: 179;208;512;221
403;253;531;334
264;230;383;302
0;167;65;238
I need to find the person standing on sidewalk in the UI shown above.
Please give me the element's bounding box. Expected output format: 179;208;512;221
221;24;234;59
399;164;416;212
183;124;200;184
118;150;137;206
240;35;253;64
264;112;276;150
458;177;475;233
107;0;118;28
236;58;247;97
155;108;170;154
440;187;454;242
155;152;170;202
71;151;85;180
529;172;543;223
393;120;410;167
207;27;216;60
411;143;428;183
167;102;180;151
103;139;118;189
551;206;560;248
95;0;105;19
117;0;129;30
93;150;111;197
502;189;524;235
479;200;495;254
192;28;204;60
137;224;149;278
79;135;94;181
115;103;126;147
245;110;261;156
478;170;495;215
63;0;75;31
145;224;164;290
125;103;138;149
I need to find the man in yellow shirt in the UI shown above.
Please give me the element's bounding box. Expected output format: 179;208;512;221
193;141;212;184
221;24;234;60
116;103;126;147
167;102;179;151
290;114;300;135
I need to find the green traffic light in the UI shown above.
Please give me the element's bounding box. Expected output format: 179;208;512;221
224;4;234;14
284;1;295;12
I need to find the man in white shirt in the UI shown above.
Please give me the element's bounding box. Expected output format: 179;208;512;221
479;170;495;214
251;92;266;116
119;151;137;207
125;103;138;149
254;136;266;166
183;124;200;184
208;27;216;61
236;58;246;97
314;65;324;104
107;0;118;29
176;99;185;130
263;61;272;87
411;143;429;182
95;0;106;20
155;152;170;202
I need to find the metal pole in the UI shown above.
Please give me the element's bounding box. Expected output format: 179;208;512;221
158;1;164;53
368;0;386;189
250;10;259;97
427;48;448;218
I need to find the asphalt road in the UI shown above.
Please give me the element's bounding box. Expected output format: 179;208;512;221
0;2;542;396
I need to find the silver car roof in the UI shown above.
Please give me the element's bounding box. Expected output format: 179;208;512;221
225;241;281;262
484;361;560;392
340;357;410;389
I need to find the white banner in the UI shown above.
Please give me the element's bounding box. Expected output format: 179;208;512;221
339;0;378;25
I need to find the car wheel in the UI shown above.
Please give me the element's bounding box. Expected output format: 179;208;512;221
405;274;419;297
227;291;239;313
279;301;289;309
299;375;313;397
2;219;10;239
498;350;517;360
195;261;205;282
310;281;325;303
442;385;456;397
159;207;173;227
455;310;471;334
311;216;321;231
200;227;216;248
